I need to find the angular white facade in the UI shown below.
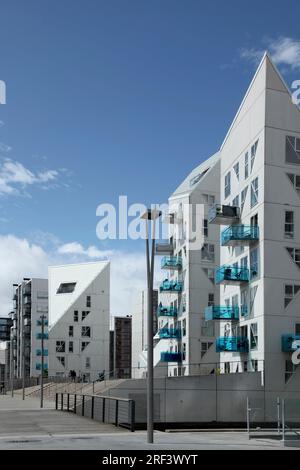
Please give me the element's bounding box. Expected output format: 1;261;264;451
48;261;110;381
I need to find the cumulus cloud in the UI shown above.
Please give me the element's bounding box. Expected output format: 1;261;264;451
241;36;300;70
0;234;157;317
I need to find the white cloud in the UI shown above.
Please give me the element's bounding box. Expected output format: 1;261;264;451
0;234;156;317
241;36;300;71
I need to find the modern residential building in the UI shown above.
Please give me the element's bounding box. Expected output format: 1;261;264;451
131;289;158;376
48;261;110;381
208;52;300;393
0;317;13;341
10;278;48;379
154;153;221;377
113;315;132;378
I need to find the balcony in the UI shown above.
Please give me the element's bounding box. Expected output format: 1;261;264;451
159;280;183;293
216;266;250;285
159;328;181;339
36;333;49;340
221;225;259;247
216;337;249;353
36;319;49;326
36;363;48;371
160;352;182;362
205;305;239;321
208;204;240;225
155;241;173;256
157;305;178;317
161;256;182;270
282;334;300;352
36;349;49;356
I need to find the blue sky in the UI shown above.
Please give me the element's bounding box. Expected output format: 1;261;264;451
0;0;300;314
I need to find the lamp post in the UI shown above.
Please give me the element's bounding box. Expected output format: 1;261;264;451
141;208;161;444
21;279;30;401
39;314;47;409
10;328;14;398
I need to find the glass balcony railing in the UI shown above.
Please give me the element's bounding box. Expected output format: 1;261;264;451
216;337;249;353
36;332;49;340
159;280;183;293
205;305;239;321
221;225;259;246
36;319;49;326
159;328;181;339
160;352;182;362
240;305;249;317
282;334;300;352
36;349;48;356
161;256;182;270
208;204;240;225
36;363;48;371
216;266;250;284
157;305;178;317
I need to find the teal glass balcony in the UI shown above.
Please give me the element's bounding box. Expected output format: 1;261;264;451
205;305;239;321
36;332;49;340
208;204;240;225
36;349;48;356
157;305;178;317
282;334;300;352
159;280;183;293
221;225;259;247
216;337;249;353
159;328;181;339
161;256;182;270
36;319;48;326
36;363;48;371
240;305;249;317
160;352;182;362
216;266;250;285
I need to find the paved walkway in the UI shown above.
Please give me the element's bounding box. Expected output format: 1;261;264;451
0;395;297;449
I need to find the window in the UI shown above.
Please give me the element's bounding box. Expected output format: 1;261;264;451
208;293;214;307
82;311;90;321
285;360;299;383
203;268;215;284
69;341;73;353
181;293;186;312
85;357;91;369
81;341;90;352
287;173;300;195
190;168;209;186
81;326;91;338
251;177;258;207
182;319;186;337
57;356;65;367
182;343;186;361
286;247;300;269
232;294;239;307
233;162;240;180
240;256;248;270
241;186;248;212
56;341;65;353
203;219;208;238
57;282;76;294
201;342;213;358
251;141;258;171
250;323;258;350
245;152;249;179
232;195;239;208
86;296;91;308
295;323;300;335
286;135;300;165
250;249;258;278
201;319;214;337
285;285;300;308
285;211;294;238
225;172;231;199
201;244;215;262
69;326;74;337
251;213;258;226
202;194;215;206
74;311;78;322
250;286;258;315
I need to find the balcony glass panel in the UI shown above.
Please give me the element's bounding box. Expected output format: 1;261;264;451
216;336;249;353
161;256;182;270
36;333;49;340
157;305;178;317
159;280;183;293
221;225;259;246
160;352;182;362
205;305;239;321
159;328;181;339
216;266;249;284
36;349;49;356
282;334;300;352
36;363;48;370
208;204;240;224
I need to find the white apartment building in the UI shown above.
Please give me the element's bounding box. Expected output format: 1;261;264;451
48;261;110;381
11;278;48;378
208;52;300;392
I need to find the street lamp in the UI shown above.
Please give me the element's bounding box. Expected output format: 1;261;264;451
141;208;162;444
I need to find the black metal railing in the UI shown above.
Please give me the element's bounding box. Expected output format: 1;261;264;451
56;392;135;432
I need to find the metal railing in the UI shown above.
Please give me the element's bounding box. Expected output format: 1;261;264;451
56;392;135;432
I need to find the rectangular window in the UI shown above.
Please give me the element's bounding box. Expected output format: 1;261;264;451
251;141;258;171
69;326;74;337
85;357;91;369
285;211;294;239
201;319;215;337
57;282;76;294
286;247;300;269
201;342;213;358
250;249;258;278
240;256;248;270
182;343;186;361
202;194;215;206
241;186;248;212
208;293;214;307
251;177;258;207
250;323;258;350
201;243;215;262
203;268;215;284
251;213;258;226
56;341;65;353
295;323;300;335
81;326;91;338
82;311;90;321
86;296;91;308
225;172;231;199
81;341;90;352
233;162;239;181
232;195;239;208
74;311;78;322
69;341;73;353
245;152;249;179
203;219;208;238
57;356;65;367
182;319;186;337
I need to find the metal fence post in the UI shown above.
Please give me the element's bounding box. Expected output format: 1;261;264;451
282;398;285;444
61;393;64;410
92;382;95;394
247;397;250;439
130;400;135;432
74;394;77;414
82;395;85;416
102;398;106;423
115;400;119;427
91;396;94;419
67;393;70;412
277;397;280;434
55;393;58;410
